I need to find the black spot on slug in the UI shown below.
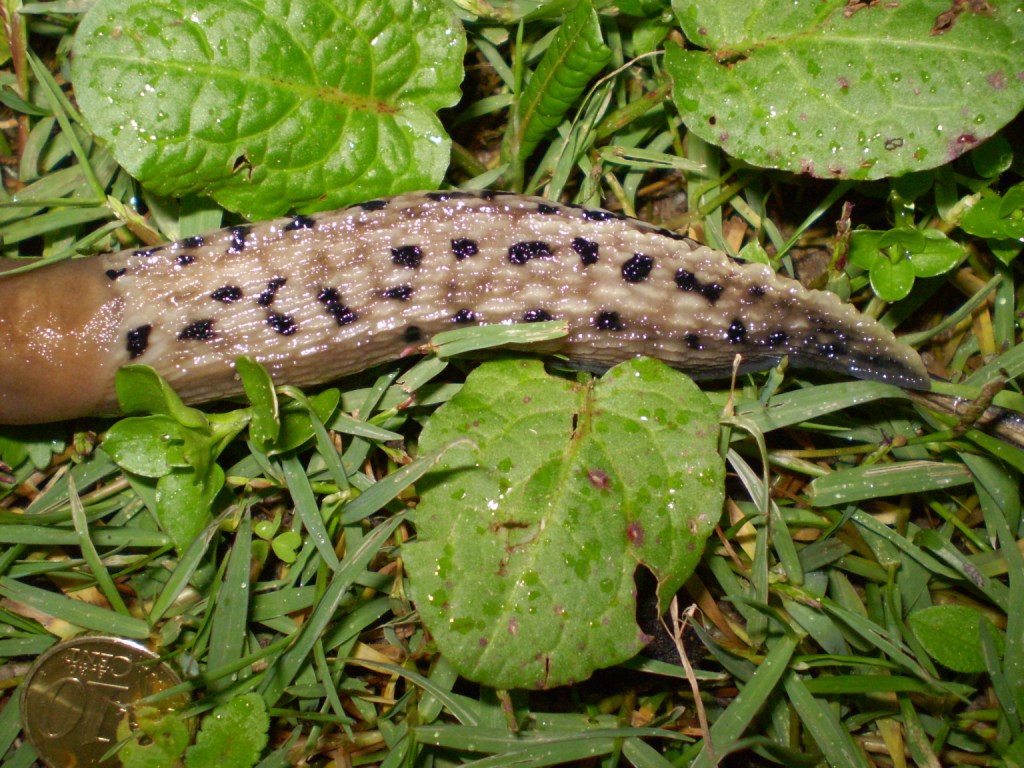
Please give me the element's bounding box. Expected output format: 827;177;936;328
329;304;358;325
748;285;766;299
382;285;413;301
537;203;559;214
508;241;552;265
426;191;472;201
571;237;599;266
594;311;624;331
318;287;358;326
656;227;689;242
523;309;552;322
702;283;723;303
674;270;698;292
227;225;251;253
181;235;204;249
622;253;654;283
583;209;616;222
392;245;423;268
403;326;423;342
178;319;215;341
360;199;388;211
675;269;723;304
453;308;476;324
727;320;747;344
318;287;341;304
132;249;156;258
105;268;126;281
176;253;195;266
256;277;287;307
684;333;702;350
126;325;152;359
451;238;479;260
283;215;315;231
211;285;243;303
266;312;298;336
766;330;788;347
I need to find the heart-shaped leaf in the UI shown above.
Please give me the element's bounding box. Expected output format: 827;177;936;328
404;357;723;689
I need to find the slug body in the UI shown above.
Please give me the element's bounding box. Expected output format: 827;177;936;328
0;191;928;424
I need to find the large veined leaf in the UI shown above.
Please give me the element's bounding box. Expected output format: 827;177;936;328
71;0;465;218
666;0;1024;180
404;357;723;689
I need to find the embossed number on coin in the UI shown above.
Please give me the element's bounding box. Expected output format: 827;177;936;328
21;636;189;767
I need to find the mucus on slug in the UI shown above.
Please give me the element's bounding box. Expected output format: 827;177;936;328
0;190;930;425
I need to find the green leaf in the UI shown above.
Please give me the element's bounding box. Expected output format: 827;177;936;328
908;228;964;277
116;365;210;429
908;604;1005;674
962;184;1024;240
71;0;466;219
237;355;279;447
117;706;190;768
185;693;269;768
808;460;973;506
502;0;611;180
270;531;302;564
848;230;884;269
266;389;341;455
103;416;191;477
666;0;1024;180
156;464;225;551
869;254;915;302
404;357;723;689
849;227;963;297
970;134;1014;178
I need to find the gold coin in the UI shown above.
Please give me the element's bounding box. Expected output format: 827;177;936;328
21;636;190;767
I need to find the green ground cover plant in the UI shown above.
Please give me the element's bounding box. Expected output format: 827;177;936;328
0;0;1023;766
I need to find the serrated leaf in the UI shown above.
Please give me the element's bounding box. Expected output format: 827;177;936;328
117;706;190;768
908;604;1005;674
502;0;611;175
666;0;1024;180
71;0;465;219
404;357;723;689
185;693;269;768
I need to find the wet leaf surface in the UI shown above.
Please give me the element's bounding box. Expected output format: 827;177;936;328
72;0;465;218
404;358;723;689
667;0;1024;179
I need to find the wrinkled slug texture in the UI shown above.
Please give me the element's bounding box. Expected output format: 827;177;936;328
0;191;929;424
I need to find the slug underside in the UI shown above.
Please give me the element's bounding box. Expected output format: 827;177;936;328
0;191;929;425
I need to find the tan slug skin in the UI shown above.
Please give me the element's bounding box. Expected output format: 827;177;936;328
0;191;929;425
0;259;125;422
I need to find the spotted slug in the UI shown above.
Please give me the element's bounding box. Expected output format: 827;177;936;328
0;190;929;425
